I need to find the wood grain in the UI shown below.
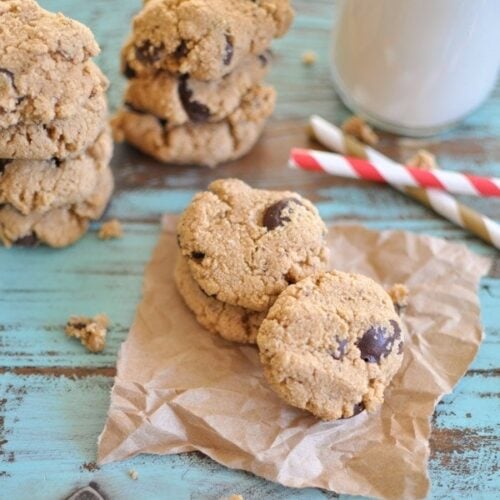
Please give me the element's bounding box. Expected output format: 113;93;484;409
1;0;499;498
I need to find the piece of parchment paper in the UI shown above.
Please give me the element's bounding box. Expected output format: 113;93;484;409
98;215;490;499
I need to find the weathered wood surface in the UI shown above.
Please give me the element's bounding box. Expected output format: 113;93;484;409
1;0;499;498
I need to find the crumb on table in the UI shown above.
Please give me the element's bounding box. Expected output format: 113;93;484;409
342;116;379;146
388;284;409;313
229;495;244;500
407;149;438;170
99;219;123;240
301;50;317;65
128;469;139;480
65;314;109;353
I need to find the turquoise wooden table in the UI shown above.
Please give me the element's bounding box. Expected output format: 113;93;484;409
1;1;499;498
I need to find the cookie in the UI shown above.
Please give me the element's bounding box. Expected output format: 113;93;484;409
0;0;102;126
175;255;265;344
124;53;270;128
0;128;113;215
0;163;114;248
121;0;293;81
0;90;108;160
113;84;275;166
0;60;108;129
257;271;405;420
177;179;329;312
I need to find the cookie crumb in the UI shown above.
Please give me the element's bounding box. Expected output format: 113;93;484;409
388;284;409;314
342;116;379;146
229;496;244;500
128;469;139;480
407;149;438;170
301;50;317;65
99;219;123;240
65;314;109;353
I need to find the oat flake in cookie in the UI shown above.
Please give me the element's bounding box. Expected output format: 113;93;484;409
257;271;405;420
177;179;329;312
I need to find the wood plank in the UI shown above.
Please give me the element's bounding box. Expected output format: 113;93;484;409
1;0;498;498
1;372;498;499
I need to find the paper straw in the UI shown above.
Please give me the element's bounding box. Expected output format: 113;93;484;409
303;115;500;250
290;148;500;197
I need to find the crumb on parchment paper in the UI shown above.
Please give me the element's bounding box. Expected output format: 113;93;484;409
388;284;410;314
302;50;317;65
128;469;139;480
342;116;379;146
407;149;438;170
99;219;123;240
65;314;109;353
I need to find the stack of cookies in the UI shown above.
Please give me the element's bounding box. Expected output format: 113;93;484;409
175;179;405;420
0;0;113;248
113;0;294;167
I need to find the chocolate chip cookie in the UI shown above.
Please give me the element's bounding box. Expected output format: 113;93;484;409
0;90;108;160
257;271;405;420
121;0;293;81
175;255;265;344
177;179;329;312
124;53;270;128
0;128;112;215
0;162;114;248
113;84;275;166
0;0;102;127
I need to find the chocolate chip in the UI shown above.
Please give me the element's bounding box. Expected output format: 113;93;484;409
263;198;303;230
390;319;401;340
0;159;11;174
0;68;17;92
174;40;189;59
124;101;146;115
135;41;165;64
191;251;205;261
123;62;137;79
52;158;62;167
178;75;210;122
356;326;393;363
340;401;365;420
223;34;234;65
65;482;107;500
352;401;365;416
331;337;348;360
14;233;39;247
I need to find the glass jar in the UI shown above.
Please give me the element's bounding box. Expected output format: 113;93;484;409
330;0;500;136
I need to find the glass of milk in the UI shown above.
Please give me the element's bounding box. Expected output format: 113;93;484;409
331;0;500;136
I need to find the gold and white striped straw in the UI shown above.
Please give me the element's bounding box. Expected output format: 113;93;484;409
309;115;500;250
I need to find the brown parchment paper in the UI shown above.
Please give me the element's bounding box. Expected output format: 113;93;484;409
98;215;490;499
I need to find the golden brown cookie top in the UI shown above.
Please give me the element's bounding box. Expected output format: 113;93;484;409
257;270;404;420
177;179;329;311
121;0;293;80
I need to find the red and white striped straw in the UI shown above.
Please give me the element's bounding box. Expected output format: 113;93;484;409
301;115;500;250
290;148;500;198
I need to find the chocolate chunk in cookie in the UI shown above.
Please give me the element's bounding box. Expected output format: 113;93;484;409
135;40;165;64
263;198;303;230
178;76;211;122
257;270;405;420
177;179;328;311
